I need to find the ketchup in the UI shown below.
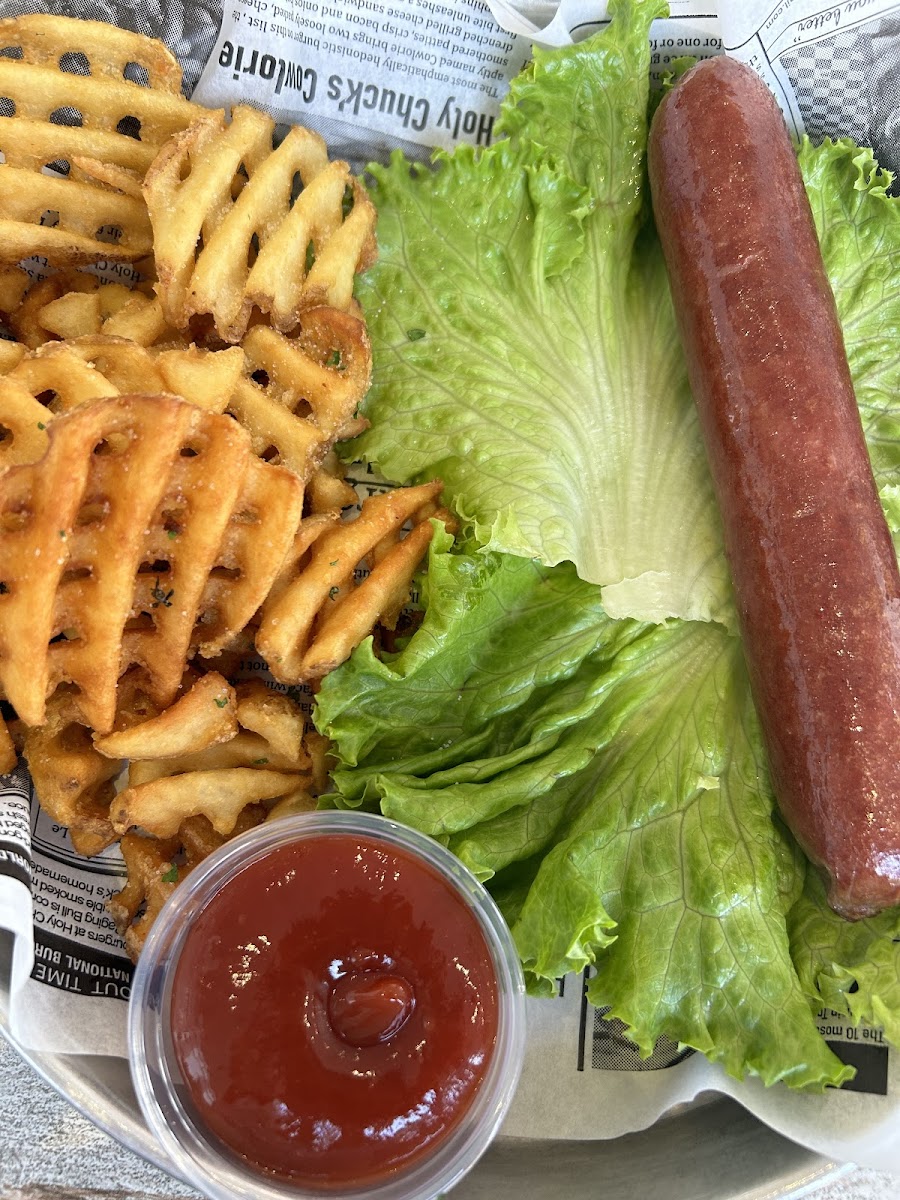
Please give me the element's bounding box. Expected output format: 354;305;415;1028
168;832;500;1187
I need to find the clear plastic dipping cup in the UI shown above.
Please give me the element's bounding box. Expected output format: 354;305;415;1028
129;810;527;1200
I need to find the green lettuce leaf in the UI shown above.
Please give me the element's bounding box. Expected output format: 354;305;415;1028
317;540;850;1090
789;869;900;1049
350;0;732;627
350;10;900;632
801;138;900;489
316;0;900;1095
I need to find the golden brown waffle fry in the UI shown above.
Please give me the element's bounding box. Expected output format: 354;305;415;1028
0;341;25;374
0;15;184;91
0;378;51;467
155;345;242;412
33;290;106;342
196;461;305;659
124;406;305;700
97;293;164;341
145;104;377;342
21;690;123;855
108;675;313;839
0;336;250;448
179;804;270;881
227;312;370;478
125;730;309;783
10;335;238;413
234;679;305;762
1;340;121;421
177;810;266;865
49;334;166;398
265;788;317;822
100;293;175;346
0;394;304;733
306;520;437;675
3;333;250;423
34;281;134;341
256;481;456;682
107;830;179;960
0;168;153;268
0;312;367;479
8;271;100;349
109;804;269;960
0;266;30;316
0;15;205;266
7;271;175;350
307;452;359;514
111;767;304;838
0;337;244;454
93;672;236;760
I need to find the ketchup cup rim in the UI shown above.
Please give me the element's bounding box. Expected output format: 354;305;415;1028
128;809;527;1200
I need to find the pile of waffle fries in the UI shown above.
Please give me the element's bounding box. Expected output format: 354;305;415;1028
0;14;455;957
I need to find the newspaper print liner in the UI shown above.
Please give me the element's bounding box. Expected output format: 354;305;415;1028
781;16;900;177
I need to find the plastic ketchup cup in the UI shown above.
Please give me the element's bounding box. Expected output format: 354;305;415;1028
128;811;526;1200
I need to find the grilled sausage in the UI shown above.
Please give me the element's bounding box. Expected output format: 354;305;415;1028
648;55;900;919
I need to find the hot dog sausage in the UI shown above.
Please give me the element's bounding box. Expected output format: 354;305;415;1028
648;56;900;919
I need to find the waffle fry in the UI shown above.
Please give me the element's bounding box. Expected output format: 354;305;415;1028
0;378;51;467
0;15;205;266
0;394;304;733
155;345;244;412
108;673;312;837
122;404;305;700
257;481;457;682
109;804;269;960
93;672;237;760
0;168;153;268
307;452;359;514
227;311;370;477
0;338;244;452
179;808;269;864
8;272;101;349
234;679;305;762
7;271;176;350
34;289;108;343
34;282;143;342
0;320;364;551
265;789;318;822
0;340;123;423
125;730;309;783
21;690;123;856
0;18;461;974
145;104;377;341
100;292;174;346
0;330;343;448
107;831;179;960
0;266;30;317
111;766;304;838
0;341;25;374
19;668;187;856
47;335;168;399
31;335;240;414
0;14;185;91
